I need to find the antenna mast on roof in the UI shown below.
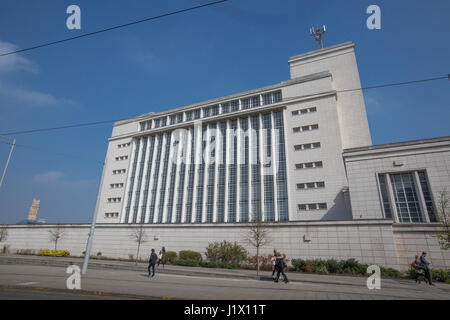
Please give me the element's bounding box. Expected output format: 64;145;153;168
310;25;326;49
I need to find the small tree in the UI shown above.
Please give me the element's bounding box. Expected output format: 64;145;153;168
48;225;64;257
434;188;450;250
130;222;148;265
243;210;271;277
0;225;8;243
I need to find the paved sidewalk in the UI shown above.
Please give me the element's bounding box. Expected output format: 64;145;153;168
0;254;448;291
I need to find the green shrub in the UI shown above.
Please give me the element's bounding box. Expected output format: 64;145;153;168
164;251;177;263
432;269;449;282
355;263;370;275
325;259;340;274
179;250;202;262
173;259;200;267
380;266;402;278
311;259;327;273
205;241;248;265
315;265;329;274
291;259;306;272
339;258;359;273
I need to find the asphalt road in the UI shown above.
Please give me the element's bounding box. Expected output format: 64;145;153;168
0;264;448;300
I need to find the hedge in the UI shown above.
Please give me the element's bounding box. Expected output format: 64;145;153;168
291;258;402;277
38;249;70;257
179;250;202;262
164;251;177;263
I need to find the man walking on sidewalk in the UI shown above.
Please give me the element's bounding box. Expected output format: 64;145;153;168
148;249;158;278
274;253;289;284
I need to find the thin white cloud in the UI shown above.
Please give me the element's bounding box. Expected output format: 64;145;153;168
0;83;78;107
0;41;39;73
0;40;78;108
32;171;95;188
33;171;65;184
364;93;383;115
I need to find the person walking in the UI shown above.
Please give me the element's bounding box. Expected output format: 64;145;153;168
274;253;289;284
157;246;166;268
271;250;278;279
411;255;424;283
419;251;434;285
148;248;158;278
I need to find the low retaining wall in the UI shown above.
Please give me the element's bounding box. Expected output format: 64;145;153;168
1;220;448;271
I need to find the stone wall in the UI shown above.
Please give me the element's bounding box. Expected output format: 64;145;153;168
1;221;448;271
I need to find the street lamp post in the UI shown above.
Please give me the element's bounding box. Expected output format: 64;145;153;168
81;158;106;275
0;136;16;189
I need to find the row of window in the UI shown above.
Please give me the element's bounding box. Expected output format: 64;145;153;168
123;111;289;224
107;197;121;203
115;155;128;161
110;183;124;189
112;169;126;175
294;142;321;151
295;161;323;169
298;203;327;211
296;181;325;190
292;106;317;116
293;124;319;133
139;91;282;131
104;212;119;218
117;142;131;149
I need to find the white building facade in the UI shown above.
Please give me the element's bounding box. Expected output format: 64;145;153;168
97;41;372;225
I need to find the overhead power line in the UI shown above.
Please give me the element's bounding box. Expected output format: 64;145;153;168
0;75;448;136
0;0;229;57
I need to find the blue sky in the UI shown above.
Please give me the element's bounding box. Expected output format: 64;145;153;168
0;0;449;224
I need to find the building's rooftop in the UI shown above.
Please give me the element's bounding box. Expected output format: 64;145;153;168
114;72;333;127
343;136;450;155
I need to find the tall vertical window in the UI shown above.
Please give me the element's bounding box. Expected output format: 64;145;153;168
175;130;187;223
132;137;147;223
141;136;156;223
417;171;436;222
262;113;275;221
228;120;238;222
166;135;178;223
378;171;434;223
195;125;207;223
378;174;392;219
216;122;227;222
390;173;423;223
239;118;249;222
251;115;262;221
148;134;163;223
273;111;289;221
185;127;196;223
124;138;140;223
206;124;217;223
157;133;172;223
